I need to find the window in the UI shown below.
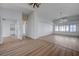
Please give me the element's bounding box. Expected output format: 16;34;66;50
73;24;76;32
70;24;76;32
70;25;73;32
63;25;66;32
54;24;76;32
61;26;63;31
55;25;58;31
61;26;64;31
65;25;69;32
59;26;61;31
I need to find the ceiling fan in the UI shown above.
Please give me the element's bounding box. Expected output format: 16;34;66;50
29;3;41;8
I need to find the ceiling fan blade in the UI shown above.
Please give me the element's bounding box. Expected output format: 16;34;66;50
33;4;35;8
36;4;39;8
29;3;41;8
29;3;33;5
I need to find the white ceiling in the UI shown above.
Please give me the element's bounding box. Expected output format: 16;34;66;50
0;3;34;15
0;3;79;23
36;3;79;23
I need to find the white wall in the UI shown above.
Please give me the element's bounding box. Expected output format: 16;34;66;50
0;4;53;40
26;12;35;39
37;20;53;38
32;3;79;39
0;8;23;39
38;22;53;37
26;12;53;39
35;12;53;38
1;19;17;37
0;17;2;44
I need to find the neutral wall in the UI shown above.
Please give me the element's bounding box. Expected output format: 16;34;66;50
26;12;53;39
35;4;79;37
36;14;53;38
37;21;53;37
0;8;23;39
0;17;2;44
26;12;35;39
26;4;79;39
1;19;17;37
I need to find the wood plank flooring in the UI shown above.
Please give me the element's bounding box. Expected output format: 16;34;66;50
0;36;79;56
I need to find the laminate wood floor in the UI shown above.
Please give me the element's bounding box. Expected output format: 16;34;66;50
0;36;79;56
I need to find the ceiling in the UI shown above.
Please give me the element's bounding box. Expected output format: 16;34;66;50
0;3;79;23
36;3;79;23
0;3;34;15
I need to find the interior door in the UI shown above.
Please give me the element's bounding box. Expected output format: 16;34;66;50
10;24;15;36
